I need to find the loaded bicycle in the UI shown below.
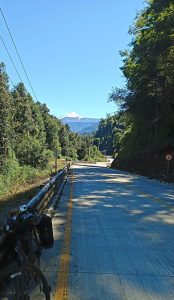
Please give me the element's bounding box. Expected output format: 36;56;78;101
0;204;54;299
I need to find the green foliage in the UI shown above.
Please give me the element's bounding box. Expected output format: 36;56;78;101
59;125;70;157
37;103;61;152
0;63;12;169
87;145;105;162
15;134;51;168
77;148;86;160
12;84;34;137
0;157;50;197
94;114;127;155
94;1;174;167
0;62;105;199
107;0;174;160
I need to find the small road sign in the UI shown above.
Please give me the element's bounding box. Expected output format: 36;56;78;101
165;154;172;161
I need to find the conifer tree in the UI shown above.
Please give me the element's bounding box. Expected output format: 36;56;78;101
0;63;12;168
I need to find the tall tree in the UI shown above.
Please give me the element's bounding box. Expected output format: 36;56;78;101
0;63;12;168
59;125;70;157
110;0;174;155
11;83;48;167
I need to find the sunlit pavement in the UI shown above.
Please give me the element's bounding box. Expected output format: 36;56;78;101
41;165;174;299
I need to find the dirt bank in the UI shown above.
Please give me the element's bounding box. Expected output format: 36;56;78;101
111;150;174;182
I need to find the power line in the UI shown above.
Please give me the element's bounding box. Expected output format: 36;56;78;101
0;34;23;83
0;8;38;101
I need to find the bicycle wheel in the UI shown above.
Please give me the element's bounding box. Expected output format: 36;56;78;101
0;262;50;300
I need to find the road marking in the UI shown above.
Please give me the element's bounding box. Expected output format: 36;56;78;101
54;171;73;300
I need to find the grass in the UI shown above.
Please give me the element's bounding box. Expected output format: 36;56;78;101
0;159;66;220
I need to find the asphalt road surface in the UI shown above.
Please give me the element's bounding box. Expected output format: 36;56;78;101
41;164;174;300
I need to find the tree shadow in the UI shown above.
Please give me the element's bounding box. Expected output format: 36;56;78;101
67;166;174;299
29;165;174;299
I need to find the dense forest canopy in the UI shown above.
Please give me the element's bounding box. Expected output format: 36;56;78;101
1;0;174;186
95;0;174;169
93;0;174;178
0;62;104;177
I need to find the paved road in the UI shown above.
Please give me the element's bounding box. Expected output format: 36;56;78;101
41;165;174;299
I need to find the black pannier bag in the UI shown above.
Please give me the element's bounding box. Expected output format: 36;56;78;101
0;233;17;268
37;214;54;249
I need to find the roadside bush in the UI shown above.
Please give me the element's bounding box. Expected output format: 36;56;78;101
0;157;51;199
84;146;106;162
15;135;51;168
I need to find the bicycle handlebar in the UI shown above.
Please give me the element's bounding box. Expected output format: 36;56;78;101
2;206;41;234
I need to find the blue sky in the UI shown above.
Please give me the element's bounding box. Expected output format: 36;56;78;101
0;0;145;118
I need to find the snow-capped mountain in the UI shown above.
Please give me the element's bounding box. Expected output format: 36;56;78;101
61;112;100;134
63;112;81;119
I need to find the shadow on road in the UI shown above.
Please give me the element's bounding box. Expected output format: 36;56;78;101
67;166;174;299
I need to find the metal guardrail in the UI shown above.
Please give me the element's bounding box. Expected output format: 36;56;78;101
0;164;70;259
27;163;70;212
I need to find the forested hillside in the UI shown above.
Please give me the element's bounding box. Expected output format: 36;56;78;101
95;0;174;180
0;63;103;197
94;114;124;155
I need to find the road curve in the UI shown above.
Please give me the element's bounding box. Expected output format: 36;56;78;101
42;165;174;300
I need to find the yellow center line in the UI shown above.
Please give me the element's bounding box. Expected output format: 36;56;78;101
54;171;73;300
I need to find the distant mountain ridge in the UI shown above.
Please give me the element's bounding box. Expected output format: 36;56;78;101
61;112;100;134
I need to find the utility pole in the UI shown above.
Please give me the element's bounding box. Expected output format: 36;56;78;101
54;149;58;173
102;149;107;161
